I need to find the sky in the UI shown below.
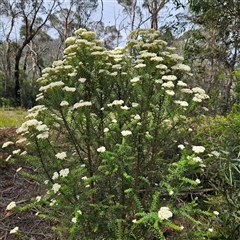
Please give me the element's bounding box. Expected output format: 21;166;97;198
0;0;186;44
91;0;182;44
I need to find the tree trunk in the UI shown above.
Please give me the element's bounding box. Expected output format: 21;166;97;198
14;47;24;107
130;0;137;32
147;0;166;30
151;8;158;30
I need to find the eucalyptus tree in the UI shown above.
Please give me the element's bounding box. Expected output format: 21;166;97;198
0;0;58;107
117;0;185;32
49;1;80;59
0;0;20;104
0;0;100;107
186;0;240;114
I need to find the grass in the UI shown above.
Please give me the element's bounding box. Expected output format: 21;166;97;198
0;107;27;128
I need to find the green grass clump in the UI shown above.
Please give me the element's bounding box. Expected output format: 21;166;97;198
0;108;27;128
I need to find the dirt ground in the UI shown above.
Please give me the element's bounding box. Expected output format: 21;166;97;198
0;128;58;240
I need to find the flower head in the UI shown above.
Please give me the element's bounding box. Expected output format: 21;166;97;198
165;90;175;96
59;168;70;178
171;63;191;72
52;183;61;193
193;156;203;163
211;150;220;157
37;132;49;139
174;100;189;107
195;178;201;184
97;146;106;153
10;227;19;234
73;101;92;109
121;130;132;136
2;141;14;148
158;207;173;220
213;211;219;216
169;190;174;196
72;217;77;223
60;101;69;106
132;102;139;107
6;201;16;210
192;146;205;153
78;78;86;83
36;196;41;202
55;152;67;160
63;86;76;92
130;76;140;83
162;81;174;88
104;128;109;133
65;36;76;45
162;75;177;81
178;144;185;150
49;199;56;206
12;149;21;155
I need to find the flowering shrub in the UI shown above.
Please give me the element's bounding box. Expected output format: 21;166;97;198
3;28;217;239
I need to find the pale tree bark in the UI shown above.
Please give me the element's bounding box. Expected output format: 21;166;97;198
146;0;166;30
0;0;19;97
27;41;37;80
130;0;138;32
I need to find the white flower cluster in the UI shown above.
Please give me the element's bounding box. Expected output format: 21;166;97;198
156;64;168;70
107;100;124;107
165;90;175;96
158;207;173;220
121;130;132;136
10;227;19;234
6;201;16;210
192;145;205;153
162;75;177;81
55;152;67;160
52;172;59;180
2;141;14;148
97;146;106;153
130;76;140;83
26;105;47;119
171;63;191;72
60;168;70;177
16;119;49;139
63;86;76;92
60;100;69;106
192;87;209;102
73;101;92;110
52;183;61;193
162;81;174;88
39;81;65;92
174;100;189;107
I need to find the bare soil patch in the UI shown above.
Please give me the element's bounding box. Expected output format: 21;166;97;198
0;128;58;240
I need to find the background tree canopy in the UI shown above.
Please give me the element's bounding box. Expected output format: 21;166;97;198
0;0;239;113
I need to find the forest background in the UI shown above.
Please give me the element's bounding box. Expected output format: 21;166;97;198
0;0;239;114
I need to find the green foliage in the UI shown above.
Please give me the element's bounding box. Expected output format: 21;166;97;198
196;108;240;238
4;28;215;239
